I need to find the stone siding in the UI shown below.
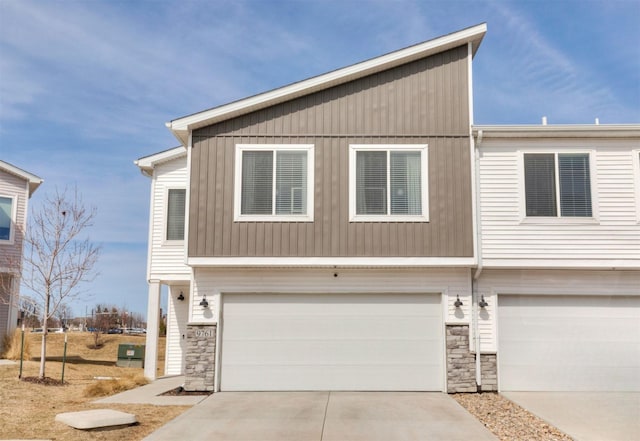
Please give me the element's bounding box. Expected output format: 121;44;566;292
480;353;498;392
446;325;476;393
184;323;216;391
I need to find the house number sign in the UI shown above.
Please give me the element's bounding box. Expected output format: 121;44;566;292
195;329;214;338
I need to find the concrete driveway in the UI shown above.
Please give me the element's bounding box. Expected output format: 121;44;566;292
503;392;640;441
143;391;497;441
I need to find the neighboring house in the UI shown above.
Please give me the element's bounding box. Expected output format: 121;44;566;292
136;23;640;393
0;160;43;352
473;125;640;392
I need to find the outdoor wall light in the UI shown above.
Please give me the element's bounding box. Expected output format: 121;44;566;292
199;295;209;308
454;295;463;308
479;295;489;308
177;292;185;301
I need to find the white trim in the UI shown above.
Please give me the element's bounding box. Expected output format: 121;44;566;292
187;256;475;267
184;135;193;265
234;144;315;222
167;24;487;145
633;149;640;223
134;147;187;176
481;258;640;270
348;144;429;222
163;187;187;244
518;150;599;222
0;194;17;245
472;124;640;139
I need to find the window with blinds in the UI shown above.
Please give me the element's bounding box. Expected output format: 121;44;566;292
0;196;14;241
350;145;428;221
166;189;186;240
524;152;592;217
236;145;314;221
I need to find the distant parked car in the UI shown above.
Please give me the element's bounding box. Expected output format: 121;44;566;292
107;328;123;334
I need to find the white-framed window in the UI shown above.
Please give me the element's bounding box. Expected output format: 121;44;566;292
234;144;314;222
523;152;593;218
349;144;429;222
166;188;186;241
0;195;16;244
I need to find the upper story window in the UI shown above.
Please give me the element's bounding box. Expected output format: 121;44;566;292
0;195;15;243
234;144;314;222
166;189;186;241
349;144;429;222
524;153;592;217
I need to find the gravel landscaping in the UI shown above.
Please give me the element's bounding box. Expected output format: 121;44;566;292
453;393;573;441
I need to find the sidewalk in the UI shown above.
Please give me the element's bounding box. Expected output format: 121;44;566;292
94;376;210;406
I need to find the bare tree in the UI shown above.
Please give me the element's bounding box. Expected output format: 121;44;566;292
21;188;100;378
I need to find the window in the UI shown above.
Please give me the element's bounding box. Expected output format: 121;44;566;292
166;189;186;240
349;144;429;221
0;195;15;242
234;144;314;221
524;153;592;217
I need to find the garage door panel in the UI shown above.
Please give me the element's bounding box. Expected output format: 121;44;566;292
499;295;640;391
222;363;440;391
221;293;443;391
222;338;441;365
224;315;441;340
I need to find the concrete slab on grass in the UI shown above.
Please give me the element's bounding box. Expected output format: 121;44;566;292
55;409;137;430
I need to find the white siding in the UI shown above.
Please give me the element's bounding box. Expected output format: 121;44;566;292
148;157;190;278
0;168;29;271
191;267;473;325
478;139;640;266
165;285;189;375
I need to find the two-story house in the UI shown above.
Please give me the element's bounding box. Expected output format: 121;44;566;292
0;160;43;352
473;124;640;392
137;24;487;393
136;24;640;394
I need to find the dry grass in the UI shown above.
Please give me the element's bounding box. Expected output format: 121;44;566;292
84;373;149;397
1;327;32;360
0;332;189;441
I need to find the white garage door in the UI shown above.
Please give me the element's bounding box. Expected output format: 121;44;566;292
221;293;443;391
498;295;640;391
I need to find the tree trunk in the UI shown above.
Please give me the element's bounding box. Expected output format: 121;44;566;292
38;292;51;379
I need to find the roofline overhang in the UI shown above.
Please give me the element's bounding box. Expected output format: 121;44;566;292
167;23;487;146
473;124;640;141
0;160;44;196
134;146;187;177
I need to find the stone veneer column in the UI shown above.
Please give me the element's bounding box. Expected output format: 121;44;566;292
480;354;498;392
184;323;216;392
446;325;477;393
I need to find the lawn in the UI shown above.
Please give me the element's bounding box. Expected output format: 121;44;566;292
0;332;189;440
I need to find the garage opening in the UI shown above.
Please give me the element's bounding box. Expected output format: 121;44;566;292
220;293;443;391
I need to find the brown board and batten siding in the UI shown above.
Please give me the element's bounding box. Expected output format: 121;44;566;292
189;45;473;258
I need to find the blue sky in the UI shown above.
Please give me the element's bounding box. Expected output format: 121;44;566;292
1;0;638;318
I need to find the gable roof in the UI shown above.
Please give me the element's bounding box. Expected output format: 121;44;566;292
167;23;487;145
134;146;187;177
0;160;43;196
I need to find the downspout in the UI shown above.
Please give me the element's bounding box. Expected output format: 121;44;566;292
473;130;484;391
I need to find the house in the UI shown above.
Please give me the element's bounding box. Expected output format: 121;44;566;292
136;23;640;393
0;160;43;352
137;23;486;393
473;124;640;392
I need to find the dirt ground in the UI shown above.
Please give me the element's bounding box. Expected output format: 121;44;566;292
0;332;189;441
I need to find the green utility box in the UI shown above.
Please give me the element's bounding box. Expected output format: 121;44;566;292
116;343;145;368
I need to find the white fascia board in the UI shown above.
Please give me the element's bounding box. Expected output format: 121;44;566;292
168;24;487;144
187;257;476;268
482;259;640;270
0;160;43;196
473;124;640;141
134;146;187;175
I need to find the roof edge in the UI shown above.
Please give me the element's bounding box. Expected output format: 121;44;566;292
0;160;44;196
473;124;640;139
134;146;187;174
168;23;487;145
